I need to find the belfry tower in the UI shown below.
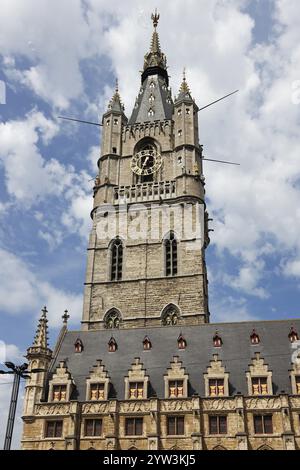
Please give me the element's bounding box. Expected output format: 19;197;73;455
21;11;300;452
82;11;210;331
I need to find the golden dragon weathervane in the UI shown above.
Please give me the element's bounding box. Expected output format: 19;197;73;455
151;9;160;29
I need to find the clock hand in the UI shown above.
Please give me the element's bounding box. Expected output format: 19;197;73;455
142;156;149;169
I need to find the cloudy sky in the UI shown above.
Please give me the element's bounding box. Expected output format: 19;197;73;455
0;0;299;448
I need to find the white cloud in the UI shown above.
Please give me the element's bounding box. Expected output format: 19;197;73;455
87;145;100;175
283;260;300;278
223;261;269;299
0;110;60;205
0;0;99;109
0;248;82;327
210;294;260;323
0;110;93;243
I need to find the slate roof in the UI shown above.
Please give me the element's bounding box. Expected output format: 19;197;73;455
49;319;300;401
129;75;173;125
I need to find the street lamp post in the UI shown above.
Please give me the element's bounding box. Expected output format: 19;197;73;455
0;361;44;450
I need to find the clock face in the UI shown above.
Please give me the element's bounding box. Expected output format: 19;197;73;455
131;149;163;176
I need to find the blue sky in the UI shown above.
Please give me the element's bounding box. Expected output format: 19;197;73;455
0;0;300;447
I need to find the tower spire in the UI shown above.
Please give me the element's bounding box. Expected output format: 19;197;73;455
107;78;125;113
175;68;194;104
32;306;49;350
142;10;168;85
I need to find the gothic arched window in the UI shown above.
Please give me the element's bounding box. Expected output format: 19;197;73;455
104;309;121;329
161;304;180;326
164;232;178;277
110;238;123;281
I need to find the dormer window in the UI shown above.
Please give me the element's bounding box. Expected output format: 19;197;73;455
148;108;154;117
129;382;144;399
90;383;105;401
289;327;299;343
108;337;117;352
204;355;229;397
86;360;109;402
213;332;222;347
209;378;225;396
252;377;268;395
149;94;155;103
53;384;67;402
169;380;184;398
250;329;260;345
143;336;152;351
246;353;273;396
177;334;186;350
74;338;83;353
149;81;155;89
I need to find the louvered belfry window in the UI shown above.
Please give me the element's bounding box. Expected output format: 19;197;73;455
165;232;178;276
111;238;123;281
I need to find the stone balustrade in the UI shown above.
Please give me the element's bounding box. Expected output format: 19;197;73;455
114;181;176;204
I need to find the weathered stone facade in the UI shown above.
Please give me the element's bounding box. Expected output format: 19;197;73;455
21;12;300;451
22;395;300;450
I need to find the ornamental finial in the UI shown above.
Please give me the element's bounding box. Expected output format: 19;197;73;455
151;9;160;29
62;310;70;324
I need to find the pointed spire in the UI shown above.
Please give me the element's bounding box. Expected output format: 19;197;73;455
180;68;191;94
107;78;125;113
32;306;49;349
175;68;194;104
143;10;167;77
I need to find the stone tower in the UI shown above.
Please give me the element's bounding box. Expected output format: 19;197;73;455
82;11;210;331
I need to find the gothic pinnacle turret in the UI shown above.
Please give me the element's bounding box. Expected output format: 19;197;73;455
175;68;194;104
107;78;125;113
32;306;49;350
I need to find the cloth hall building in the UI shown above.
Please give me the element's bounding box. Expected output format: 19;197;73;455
21;12;300;451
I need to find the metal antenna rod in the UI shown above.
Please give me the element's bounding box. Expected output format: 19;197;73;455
198;90;239;112
58;116;103;127
202;157;240;166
